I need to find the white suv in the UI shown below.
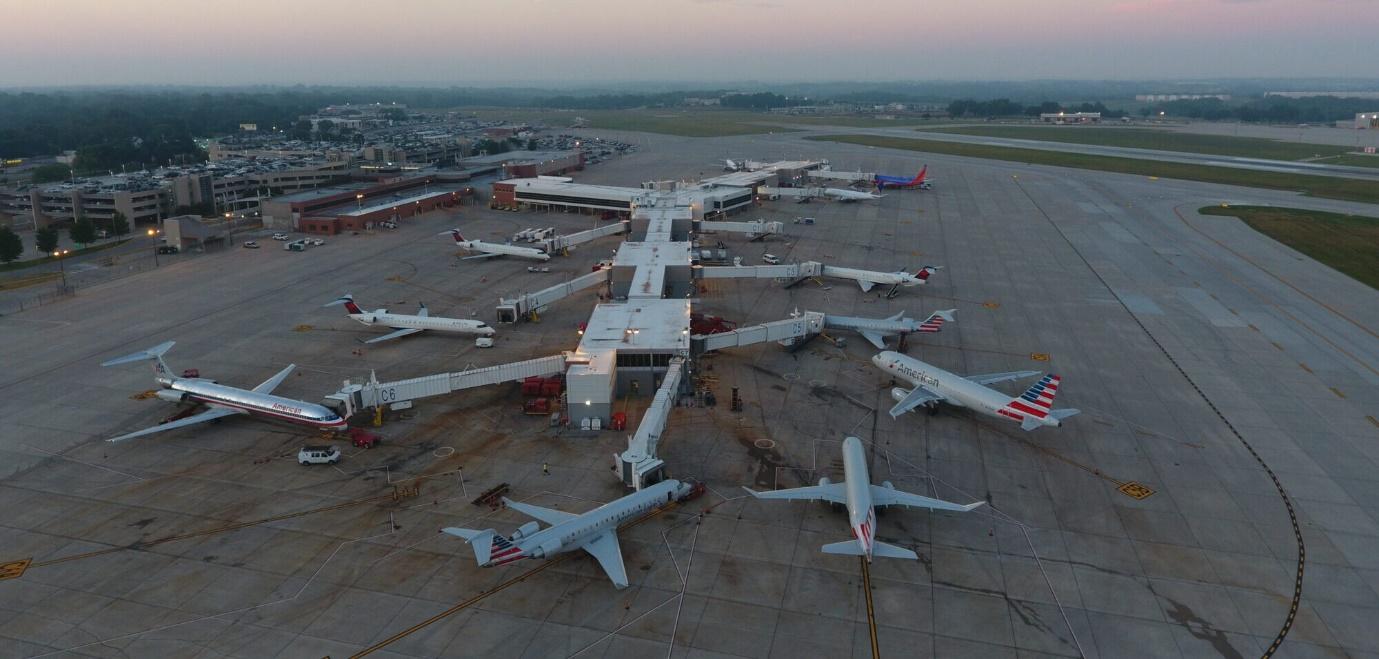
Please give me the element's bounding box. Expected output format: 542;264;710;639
298;445;341;466
272;233;290;241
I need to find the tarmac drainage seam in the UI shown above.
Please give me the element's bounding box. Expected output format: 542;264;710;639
1015;179;1305;659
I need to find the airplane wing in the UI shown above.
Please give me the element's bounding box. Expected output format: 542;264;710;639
502;498;579;526
461;252;503;260
742;482;847;504
965;370;1041;386
888;386;944;418
870;484;986;513
858;330;890;350
579;530;629;589
251;364;296;393
106;407;246;443
856;280;875;292
362;327;424;344
416;304;429;318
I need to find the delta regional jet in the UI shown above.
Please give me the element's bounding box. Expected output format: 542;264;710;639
745;437;983;561
442;229;550;261
873;351;1080;431
443;479;698;589
100;341;347;442
822;264;941;296
324;294;494;344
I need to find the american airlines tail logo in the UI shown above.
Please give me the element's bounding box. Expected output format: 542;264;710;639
918;314;946;333
1000;374;1060;420
488;535;527;566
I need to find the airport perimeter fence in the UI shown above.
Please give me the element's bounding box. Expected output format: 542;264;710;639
1;248;165;316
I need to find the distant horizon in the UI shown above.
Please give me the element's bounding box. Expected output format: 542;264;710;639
3;0;1372;87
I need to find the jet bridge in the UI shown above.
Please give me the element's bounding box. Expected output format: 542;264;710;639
698;261;822;280
692;311;825;353
325;354;568;415
697;219;783;240
542;220;628;254
496;268;610;322
618;356;685;490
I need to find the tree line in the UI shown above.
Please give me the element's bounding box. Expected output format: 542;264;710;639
946;99;1127;119
1142;96;1374;123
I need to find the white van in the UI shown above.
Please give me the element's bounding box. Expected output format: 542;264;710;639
297;445;341;466
761;254;781;265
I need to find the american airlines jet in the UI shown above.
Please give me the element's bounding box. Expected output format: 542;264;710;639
324;294;494;344
744;437;982;561
100;341;347;442
872;351;1079;430
443;479;699;589
442;229;550;261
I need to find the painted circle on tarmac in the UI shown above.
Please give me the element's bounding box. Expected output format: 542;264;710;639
754;438;776;450
433;446;455;459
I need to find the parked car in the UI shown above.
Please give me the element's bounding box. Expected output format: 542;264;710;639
156;245;179;254
310;238;325;246
297;445;340;465
761;254;781;265
242;241;260;249
475;337;495;348
271;233;290;241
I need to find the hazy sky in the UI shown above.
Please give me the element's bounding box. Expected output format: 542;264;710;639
2;0;1373;86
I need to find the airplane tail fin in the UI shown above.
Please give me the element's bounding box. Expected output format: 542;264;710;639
101;341;176;380
442;527;517;566
871;541;919;560
914;265;940;282
918;309;955;333
439;229;465;244
820;539;866;556
1003;374;1063;428
910;165;927;186
324;294;363;315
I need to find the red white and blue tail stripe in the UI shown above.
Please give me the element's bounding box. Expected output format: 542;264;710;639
917;311;948;333
487;534;527;566
998;374;1060;422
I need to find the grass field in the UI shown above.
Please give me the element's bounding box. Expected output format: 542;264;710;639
1310;154;1379;169
807;134;1379;205
0;238;131;272
461;108;939;137
1200;205;1379;290
922;125;1354;161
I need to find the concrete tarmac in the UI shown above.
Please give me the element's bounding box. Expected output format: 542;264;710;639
1;130;1377;658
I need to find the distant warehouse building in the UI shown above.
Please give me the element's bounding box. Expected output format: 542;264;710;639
1040;112;1101;124
259;175;469;234
1356;112;1379;129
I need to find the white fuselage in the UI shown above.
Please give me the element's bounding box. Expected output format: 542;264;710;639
162;377;347;431
823;188;883;201
823;315;925;336
458;239;550;261
873;352;1062;429
489;480;690;566
821;265;925;288
348;311;494;336
839;437;879;560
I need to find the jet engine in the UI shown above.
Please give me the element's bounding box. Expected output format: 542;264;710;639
890;388;911;404
155;390;190;403
881;481;895;490
510;521;540;541
817;477;832;487
529;537;563;559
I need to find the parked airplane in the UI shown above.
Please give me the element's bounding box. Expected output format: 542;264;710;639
442;229;550;261
821;264;941;296
876;166;932;190
100;341;347;442
824;309;955;349
744;436;982;561
443;479;697;588
722;159;768;172
821;187;884;202
872;351;1079;430
324;294;495;344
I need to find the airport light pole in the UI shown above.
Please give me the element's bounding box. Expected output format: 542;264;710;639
356;193;364;211
147;227;159;267
51;249;70;291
